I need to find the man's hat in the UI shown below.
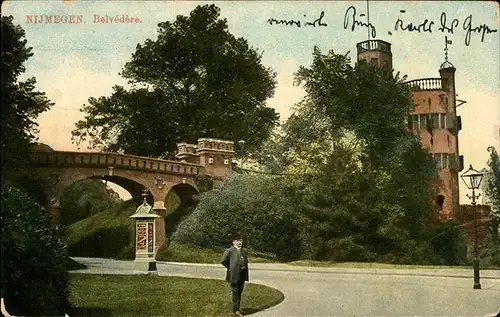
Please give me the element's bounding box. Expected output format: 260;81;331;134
231;232;243;241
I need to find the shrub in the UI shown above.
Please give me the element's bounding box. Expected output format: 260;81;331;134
1;182;70;316
408;221;468;265
173;174;302;261
480;217;500;267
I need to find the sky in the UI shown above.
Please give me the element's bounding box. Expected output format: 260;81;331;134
2;0;499;204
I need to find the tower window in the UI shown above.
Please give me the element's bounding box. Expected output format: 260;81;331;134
443;154;449;168
440;114;446;128
436;195;445;209
431;114;439;128
419;114;428;130
431;153;450;169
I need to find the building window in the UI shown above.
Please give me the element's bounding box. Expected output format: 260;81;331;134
439;113;446;128
443;153;449;168
431;114;439;128
431;153;450;169
224;159;229;165
436;195;445;209
419;114;427;129
208;158;214;164
409;113;447;130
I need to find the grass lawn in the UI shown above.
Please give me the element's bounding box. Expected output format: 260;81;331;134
68;274;284;316
61;200;136;260
287;260;499;270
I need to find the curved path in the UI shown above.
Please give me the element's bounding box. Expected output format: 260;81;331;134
72;258;500;316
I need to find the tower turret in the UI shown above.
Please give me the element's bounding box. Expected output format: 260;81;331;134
356;39;393;69
438;36;461;219
196;138;235;179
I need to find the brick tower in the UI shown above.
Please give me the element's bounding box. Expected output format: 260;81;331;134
176;138;235;180
356;38;463;220
356;39;393;70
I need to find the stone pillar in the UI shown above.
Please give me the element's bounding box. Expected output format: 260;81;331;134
153;201;166;250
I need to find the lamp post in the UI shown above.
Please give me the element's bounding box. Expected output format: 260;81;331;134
460;164;484;290
237;140;246;170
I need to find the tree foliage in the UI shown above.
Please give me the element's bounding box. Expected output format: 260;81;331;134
275;47;440;235
1;182;70;316
485;146;500;217
72;4;279;157
481;146;500;266
177;47;460;264
1;16;53;171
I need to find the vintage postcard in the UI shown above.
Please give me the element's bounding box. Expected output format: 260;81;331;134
2;0;499;316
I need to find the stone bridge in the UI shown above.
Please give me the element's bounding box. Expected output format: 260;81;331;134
15;138;235;248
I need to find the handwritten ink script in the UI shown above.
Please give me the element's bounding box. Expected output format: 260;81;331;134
266;6;496;47
343;6;377;39
393;10;497;46
266;11;327;28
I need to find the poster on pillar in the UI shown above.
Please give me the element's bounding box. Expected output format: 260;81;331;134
136;223;147;252
147;222;154;253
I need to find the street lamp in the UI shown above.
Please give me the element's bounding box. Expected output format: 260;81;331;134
237;140;246;170
460;164;484;290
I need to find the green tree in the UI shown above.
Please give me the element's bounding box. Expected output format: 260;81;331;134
481;146;500;265
72;4;278;157
1;182;70;316
1;16;53;172
251;47;444;263
292;47;440;226
485;146;500;217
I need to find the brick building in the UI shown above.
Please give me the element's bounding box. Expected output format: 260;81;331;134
356;39;463;220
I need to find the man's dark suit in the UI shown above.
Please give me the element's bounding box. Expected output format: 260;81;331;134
221;246;249;313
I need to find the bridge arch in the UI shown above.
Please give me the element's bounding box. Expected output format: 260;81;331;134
163;182;200;243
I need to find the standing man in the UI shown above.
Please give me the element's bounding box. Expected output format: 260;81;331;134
221;233;249;317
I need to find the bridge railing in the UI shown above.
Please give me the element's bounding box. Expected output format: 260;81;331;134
28;151;204;176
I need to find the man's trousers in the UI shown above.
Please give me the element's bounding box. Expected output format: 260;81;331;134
230;279;245;312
